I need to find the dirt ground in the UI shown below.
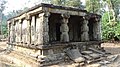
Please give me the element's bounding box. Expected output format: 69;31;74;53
0;41;120;67
101;42;120;54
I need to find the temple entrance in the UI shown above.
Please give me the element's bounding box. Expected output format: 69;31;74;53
68;15;82;42
48;13;61;42
88;18;94;41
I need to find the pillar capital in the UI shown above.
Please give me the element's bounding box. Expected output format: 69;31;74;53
44;12;50;17
25;14;31;20
12;19;15;25
83;15;90;20
94;17;101;22
61;13;70;19
19;19;22;23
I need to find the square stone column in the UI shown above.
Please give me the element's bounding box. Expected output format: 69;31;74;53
18;19;22;43
9;23;13;43
26;15;31;44
60;13;70;42
7;21;11;43
36;13;44;45
10;20;15;43
15;22;19;43
81;16;89;41
43;12;50;44
31;16;36;44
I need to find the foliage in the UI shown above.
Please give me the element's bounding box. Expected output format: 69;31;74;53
0;0;7;35
43;0;83;8
85;0;102;14
102;12;120;40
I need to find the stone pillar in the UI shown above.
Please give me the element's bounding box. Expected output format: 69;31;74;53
10;20;15;43
10;23;13;43
60;13;70;42
43;12;50;44
81;16;89;41
8;22;10;43
13;20;16;43
15;22;19;43
93;17;101;41
19;19;22;43
36;13;43;45
31;16;36;44
26;15;31;44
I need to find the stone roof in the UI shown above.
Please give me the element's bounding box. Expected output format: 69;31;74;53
7;3;101;21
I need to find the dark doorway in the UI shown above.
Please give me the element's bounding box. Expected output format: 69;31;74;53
48;13;61;42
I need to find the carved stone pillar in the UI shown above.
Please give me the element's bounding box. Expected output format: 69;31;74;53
60;13;70;42
26;15;31;44
43;12;50;44
81;16;89;41
93;17;101;41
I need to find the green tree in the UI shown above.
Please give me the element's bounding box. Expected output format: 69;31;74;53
85;0;102;14
101;0;120;40
0;0;6;35
42;0;83;7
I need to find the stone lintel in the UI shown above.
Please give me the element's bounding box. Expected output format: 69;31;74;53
43;7;86;17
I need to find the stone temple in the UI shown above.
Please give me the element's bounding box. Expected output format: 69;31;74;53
7;3;102;66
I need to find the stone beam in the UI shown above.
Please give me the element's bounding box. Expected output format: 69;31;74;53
43;7;86;16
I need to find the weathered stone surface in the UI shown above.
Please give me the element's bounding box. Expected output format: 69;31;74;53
107;54;118;62
83;55;92;60
38;53;65;63
31;16;36;44
43;12;50;43
89;53;101;59
65;49;85;63
82;51;93;54
86;63;101;67
89;48;105;55
93;20;101;41
60;13;70;42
